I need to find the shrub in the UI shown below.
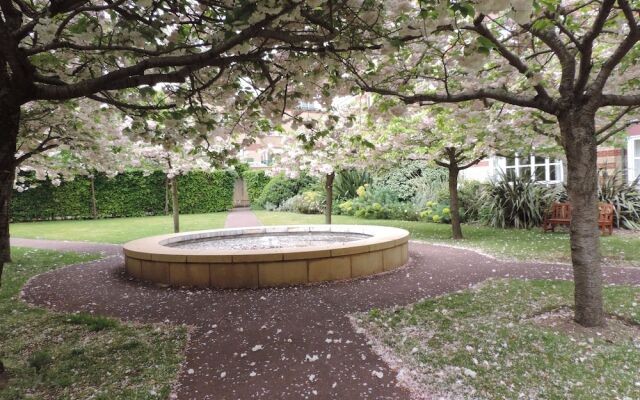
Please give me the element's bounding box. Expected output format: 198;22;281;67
479;173;552;229
257;175;300;208
243;170;271;204
457;180;484;222
333;169;372;200
279;190;325;214
597;172;640;229
256;174;316;208
419;201;452;224
376;161;448;203
338;184;420;220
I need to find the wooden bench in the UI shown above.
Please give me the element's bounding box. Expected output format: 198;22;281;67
543;202;572;232
543;202;614;235
598;203;614;236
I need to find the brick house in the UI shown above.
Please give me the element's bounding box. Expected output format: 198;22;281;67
462;126;640;185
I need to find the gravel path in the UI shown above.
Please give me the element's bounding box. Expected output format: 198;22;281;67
16;238;640;400
11;237;121;255
224;207;262;228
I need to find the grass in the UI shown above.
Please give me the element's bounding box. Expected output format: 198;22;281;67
356;279;640;399
253;211;640;265
0;248;187;399
8;209;640;265
10;212;228;243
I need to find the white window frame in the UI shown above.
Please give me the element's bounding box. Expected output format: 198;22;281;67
493;155;564;184
628;136;640;184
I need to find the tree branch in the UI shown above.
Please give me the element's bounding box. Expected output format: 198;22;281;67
361;84;555;114
601;94;640;107
574;0;615;96
473;15;553;104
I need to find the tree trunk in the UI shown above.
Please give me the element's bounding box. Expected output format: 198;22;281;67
559;112;603;327
0;104;19;287
170;176;180;233
448;166;463;240
324;172;335;225
90;175;97;219
164;177;170;215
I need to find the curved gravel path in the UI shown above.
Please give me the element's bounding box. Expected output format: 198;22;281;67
18;239;640;400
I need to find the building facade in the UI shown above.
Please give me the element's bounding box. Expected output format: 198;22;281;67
462;126;640;185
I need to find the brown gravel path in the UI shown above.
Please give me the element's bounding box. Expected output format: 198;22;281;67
11;237;121;255
224;207;262;228
18;240;640;400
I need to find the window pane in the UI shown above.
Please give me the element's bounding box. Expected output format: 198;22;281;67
535;156;546;165
520;167;532;180
505;168;517;181
635;159;640;179
506;157;516;166
635;140;640;157
520;156;531;166
550;164;557;181
535;166;546;181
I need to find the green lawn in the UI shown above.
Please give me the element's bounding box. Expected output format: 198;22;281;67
254;211;640;265
10;212;228;243
0;248;186;399
356;279;640;399
8;210;640;265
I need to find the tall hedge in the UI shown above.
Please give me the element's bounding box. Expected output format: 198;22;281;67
11;170;235;222
243;170;271;204
176;171;235;213
94;171;166;217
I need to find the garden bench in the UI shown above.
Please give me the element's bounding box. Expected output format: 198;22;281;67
543;202;615;235
598;203;614;236
543;202;572;232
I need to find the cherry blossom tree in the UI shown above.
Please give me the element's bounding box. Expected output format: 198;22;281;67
271;99;376;224
0;0;387;287
126;114;247;233
333;0;640;327
371;101;559;240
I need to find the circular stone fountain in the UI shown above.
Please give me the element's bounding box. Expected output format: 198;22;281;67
123;225;409;288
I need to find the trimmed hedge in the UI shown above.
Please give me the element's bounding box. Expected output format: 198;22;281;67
243;170;271;204
177;171;235;214
11;170;235;222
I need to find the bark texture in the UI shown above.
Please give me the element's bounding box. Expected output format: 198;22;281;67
0;104;19;286
165;178;170;215
560;112;603;327
171;177;180;233
325;172;335;225
447;165;463;240
90;176;97;219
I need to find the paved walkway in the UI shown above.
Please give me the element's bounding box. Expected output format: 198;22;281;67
224;207;262;228
16;237;640;399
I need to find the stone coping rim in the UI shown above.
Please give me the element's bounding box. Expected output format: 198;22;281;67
123;224;410;260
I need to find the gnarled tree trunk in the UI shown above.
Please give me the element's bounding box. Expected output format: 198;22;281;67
325;172;335;225
0;103;19;286
559;111;603;327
